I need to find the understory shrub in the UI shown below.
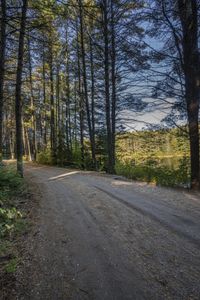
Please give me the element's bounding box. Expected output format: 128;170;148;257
116;158;190;187
0;166;24;238
37;148;53;165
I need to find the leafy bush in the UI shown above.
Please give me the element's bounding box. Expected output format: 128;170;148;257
0;167;22;190
0;167;22;204
116;159;190;187
0;207;22;237
5;258;19;273
0;166;24;238
37;148;53;165
0;165;28;281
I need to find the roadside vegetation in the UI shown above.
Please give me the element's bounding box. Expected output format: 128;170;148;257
36;127;191;188
115;128;191;187
115;159;190;188
0;165;29;297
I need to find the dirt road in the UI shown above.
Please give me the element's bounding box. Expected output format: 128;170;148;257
17;164;200;300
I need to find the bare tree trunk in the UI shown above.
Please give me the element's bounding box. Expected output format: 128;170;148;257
42;41;47;146
28;36;37;161
56;64;60;134
103;0;114;173
22;119;31;161
90;37;96;154
65;29;71;158
9;129;15;160
110;0;116;173
79;84;85;169
78;0;96;168
66;48;72;153
0;0;6;163
25;127;32;161
15;0;28;177
49;44;56;163
178;0;200;189
22;120;27;159
74;81;78;149
65;64;70;154
76;24;85;168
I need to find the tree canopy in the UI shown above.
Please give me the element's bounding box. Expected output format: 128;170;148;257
0;0;199;188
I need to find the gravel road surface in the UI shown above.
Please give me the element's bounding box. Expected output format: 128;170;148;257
17;164;200;300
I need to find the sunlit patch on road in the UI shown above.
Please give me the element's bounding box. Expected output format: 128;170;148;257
48;171;79;181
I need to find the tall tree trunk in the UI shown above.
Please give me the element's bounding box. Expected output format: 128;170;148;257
110;0;116;173
42;41;47;146
76;23;85;168
65;29;71;157
0;0;6;163
22;120;27;159
9;129;15;160
22;119;31;161
90;37;96;152
28;36;37;161
25;127;32;161
65;64;70;155
49;44;56;163
103;0;114;173
74;81;78;149
66;48;72;153
79;84;85;169
15;0;28;177
56;64;60;134
178;0;200;189
78;0;96;168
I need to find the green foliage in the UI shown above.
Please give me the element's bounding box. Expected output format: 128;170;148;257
0;165;27;277
0;166;22;192
37;127;191;187
116;158;190;187
37;148;53;165
71;147;83;168
115;127;191;187
5;258;19;273
0;167;23;209
116;127;189;165
0;207;23;237
0;166;24;238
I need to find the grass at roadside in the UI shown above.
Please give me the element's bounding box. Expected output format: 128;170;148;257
0;164;30;297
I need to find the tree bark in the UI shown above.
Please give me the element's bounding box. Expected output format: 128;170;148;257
78;0;96;169
28;36;37;161
0;0;6;163
65;55;70;155
110;0;116;173
178;0;200;189
15;0;28;177
74;81;78;149
66;40;72;154
103;0;114;173
49;44;56;163
76;23;85;168
90;37;96;155
42;41;47;146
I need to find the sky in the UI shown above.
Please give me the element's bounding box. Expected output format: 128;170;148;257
120;109;168;131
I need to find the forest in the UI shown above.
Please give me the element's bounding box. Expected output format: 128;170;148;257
0;0;199;188
1;1;200;299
